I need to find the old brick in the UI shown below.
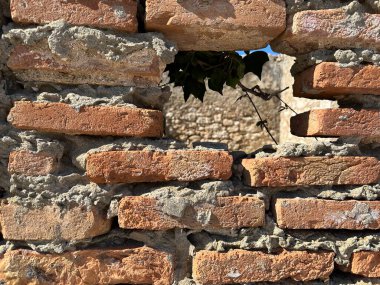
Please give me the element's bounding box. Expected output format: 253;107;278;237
275;199;380;230
242;156;380;187
0;247;173;285
0;202;111;241
6;24;175;87
87;150;233;184
8;101;163;137
272;9;380;55
11;0;138;32
118;196;265;230
294;63;380;99
348;251;380;277
290;109;380;139
145;0;286;51
193;250;335;284
8;150;58;176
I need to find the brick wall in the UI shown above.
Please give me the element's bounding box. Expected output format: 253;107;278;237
0;0;379;284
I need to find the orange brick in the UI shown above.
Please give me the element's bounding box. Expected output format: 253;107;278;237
348;251;380;277
8;150;58;176
8;101;163;137
118;196;265;230
294;63;380;99
0;247;173;285
272;9;380;54
0;202;111;241
193;250;334;284
11;0;138;32
86;150;233;184
290;109;380;139
275;199;380;230
242;156;380;187
145;0;286;51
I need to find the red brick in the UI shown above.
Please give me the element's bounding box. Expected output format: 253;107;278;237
272;9;380;55
0;202;111;241
8;150;58;176
348;251;380;277
118;196;265;230
145;0;286;51
11;0;138;32
242;156;380;187
0;247;173;285
8;101;163;137
86;150;233;184
290;109;380;139
275;199;380;230
294;63;380;99
193;250;335;284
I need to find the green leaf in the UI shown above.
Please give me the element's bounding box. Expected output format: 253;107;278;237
208;70;226;95
183;77;207;102
243;51;269;80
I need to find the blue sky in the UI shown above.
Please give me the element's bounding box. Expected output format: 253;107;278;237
237;45;280;56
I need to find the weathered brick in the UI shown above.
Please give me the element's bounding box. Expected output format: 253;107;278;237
290;109;380;139
8;101;163;137
0;247;173;285
348;251;380;277
275;199;380;230
5;24;176;87
242;157;380;187
118;196;265;230
11;0;138;32
0;202;111;241
87;150;233;184
8;150;58;176
193;250;335;284
272;9;380;55
294;63;380;99
145;0;286;51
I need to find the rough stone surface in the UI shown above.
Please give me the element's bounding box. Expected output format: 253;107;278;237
5;22;176;87
8;150;58;176
11;0;138;32
8;101;164;137
145;0;286;51
242;156;380;187
0;202;111;241
86;150;233;184
275;198;380;230
290;109;380;140
294;63;380;99
118;196;265;230
272;8;380;55
192;250;335;284
0;247;174;285
349;251;380;277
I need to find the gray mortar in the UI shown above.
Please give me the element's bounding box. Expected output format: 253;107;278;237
3;21;176;64
10;85;172;111
285;0;380;14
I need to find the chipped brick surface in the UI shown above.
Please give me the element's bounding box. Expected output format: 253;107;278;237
0;247;174;285
145;0;286;51
118;196;265;230
11;0;138;32
0;202;111;241
348;252;380;277
290;109;380;139
294;63;380;99
272;9;380;55
8;101;164;137
8;150;58;176
242;157;380;187
275;199;380;230
193;250;335;284
86;150;233;184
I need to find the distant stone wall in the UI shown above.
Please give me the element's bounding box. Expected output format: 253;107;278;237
164;55;293;152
